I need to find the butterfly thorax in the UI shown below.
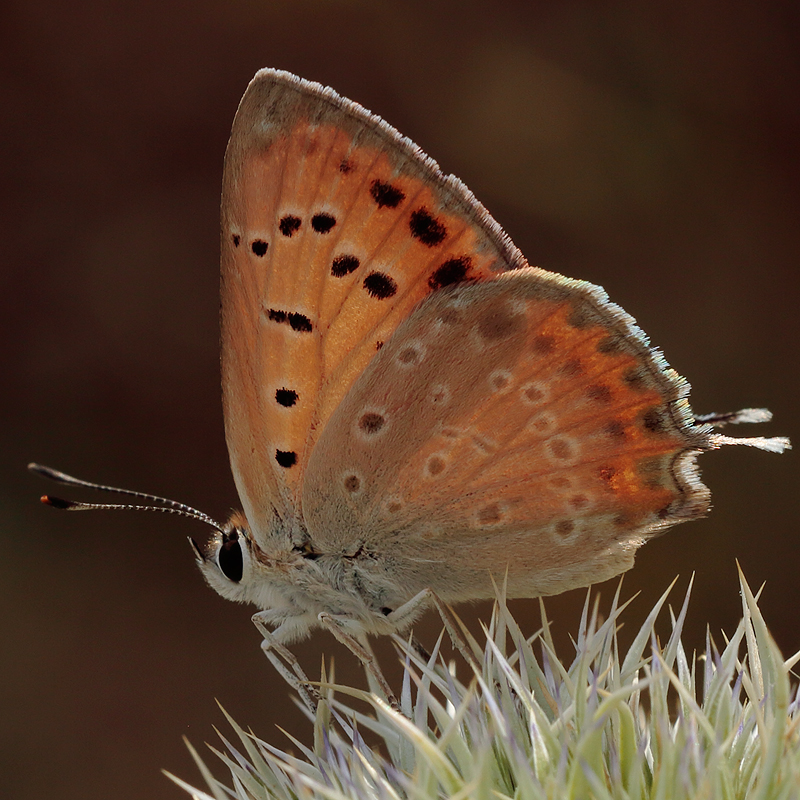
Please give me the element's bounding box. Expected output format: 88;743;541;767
197;510;407;641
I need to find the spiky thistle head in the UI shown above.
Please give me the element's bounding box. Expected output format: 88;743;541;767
170;570;800;800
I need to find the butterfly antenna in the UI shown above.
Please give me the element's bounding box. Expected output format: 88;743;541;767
28;463;225;533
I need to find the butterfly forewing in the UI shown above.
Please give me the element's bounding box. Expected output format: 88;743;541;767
221;70;525;535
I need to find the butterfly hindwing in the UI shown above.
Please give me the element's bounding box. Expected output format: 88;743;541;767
303;269;714;600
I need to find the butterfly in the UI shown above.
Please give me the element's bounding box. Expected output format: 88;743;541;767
32;69;788;700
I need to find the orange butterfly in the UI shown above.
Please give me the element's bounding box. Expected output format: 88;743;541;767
32;69;788;701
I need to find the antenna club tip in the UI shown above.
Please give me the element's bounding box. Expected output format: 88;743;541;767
41;495;73;509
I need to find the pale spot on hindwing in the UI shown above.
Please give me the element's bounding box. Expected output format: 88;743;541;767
476;502;504;527
488;369;513;393
342;472;362;494
424;454;448;479
527;412;557;434
547;436;577;462
439;425;463;440
395;341;426;368
471;433;498;454
430;383;451;406
384;496;403;515
520;381;547;406
550;518;583;545
356;410;388;439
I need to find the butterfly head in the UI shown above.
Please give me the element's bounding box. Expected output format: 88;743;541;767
193;509;301;610
191;510;252;602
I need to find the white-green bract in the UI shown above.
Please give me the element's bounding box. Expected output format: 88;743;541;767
169;570;800;800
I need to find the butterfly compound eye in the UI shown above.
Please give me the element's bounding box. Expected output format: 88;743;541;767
217;530;244;583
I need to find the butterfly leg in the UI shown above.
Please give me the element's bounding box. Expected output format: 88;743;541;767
251;612;320;712
354;632;398;705
317;612;400;711
388;589;480;670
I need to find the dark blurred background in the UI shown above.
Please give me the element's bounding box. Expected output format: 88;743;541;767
3;1;798;798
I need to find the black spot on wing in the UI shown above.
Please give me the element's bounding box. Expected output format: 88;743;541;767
288;313;312;332
331;254;360;277
409;208;446;247
275;389;298;407
279;216;301;237
311;213;336;234
251;239;268;256
363;272;397;299
275;450;297;468
267;309;313;333
370;179;405;208
429;256;472;290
